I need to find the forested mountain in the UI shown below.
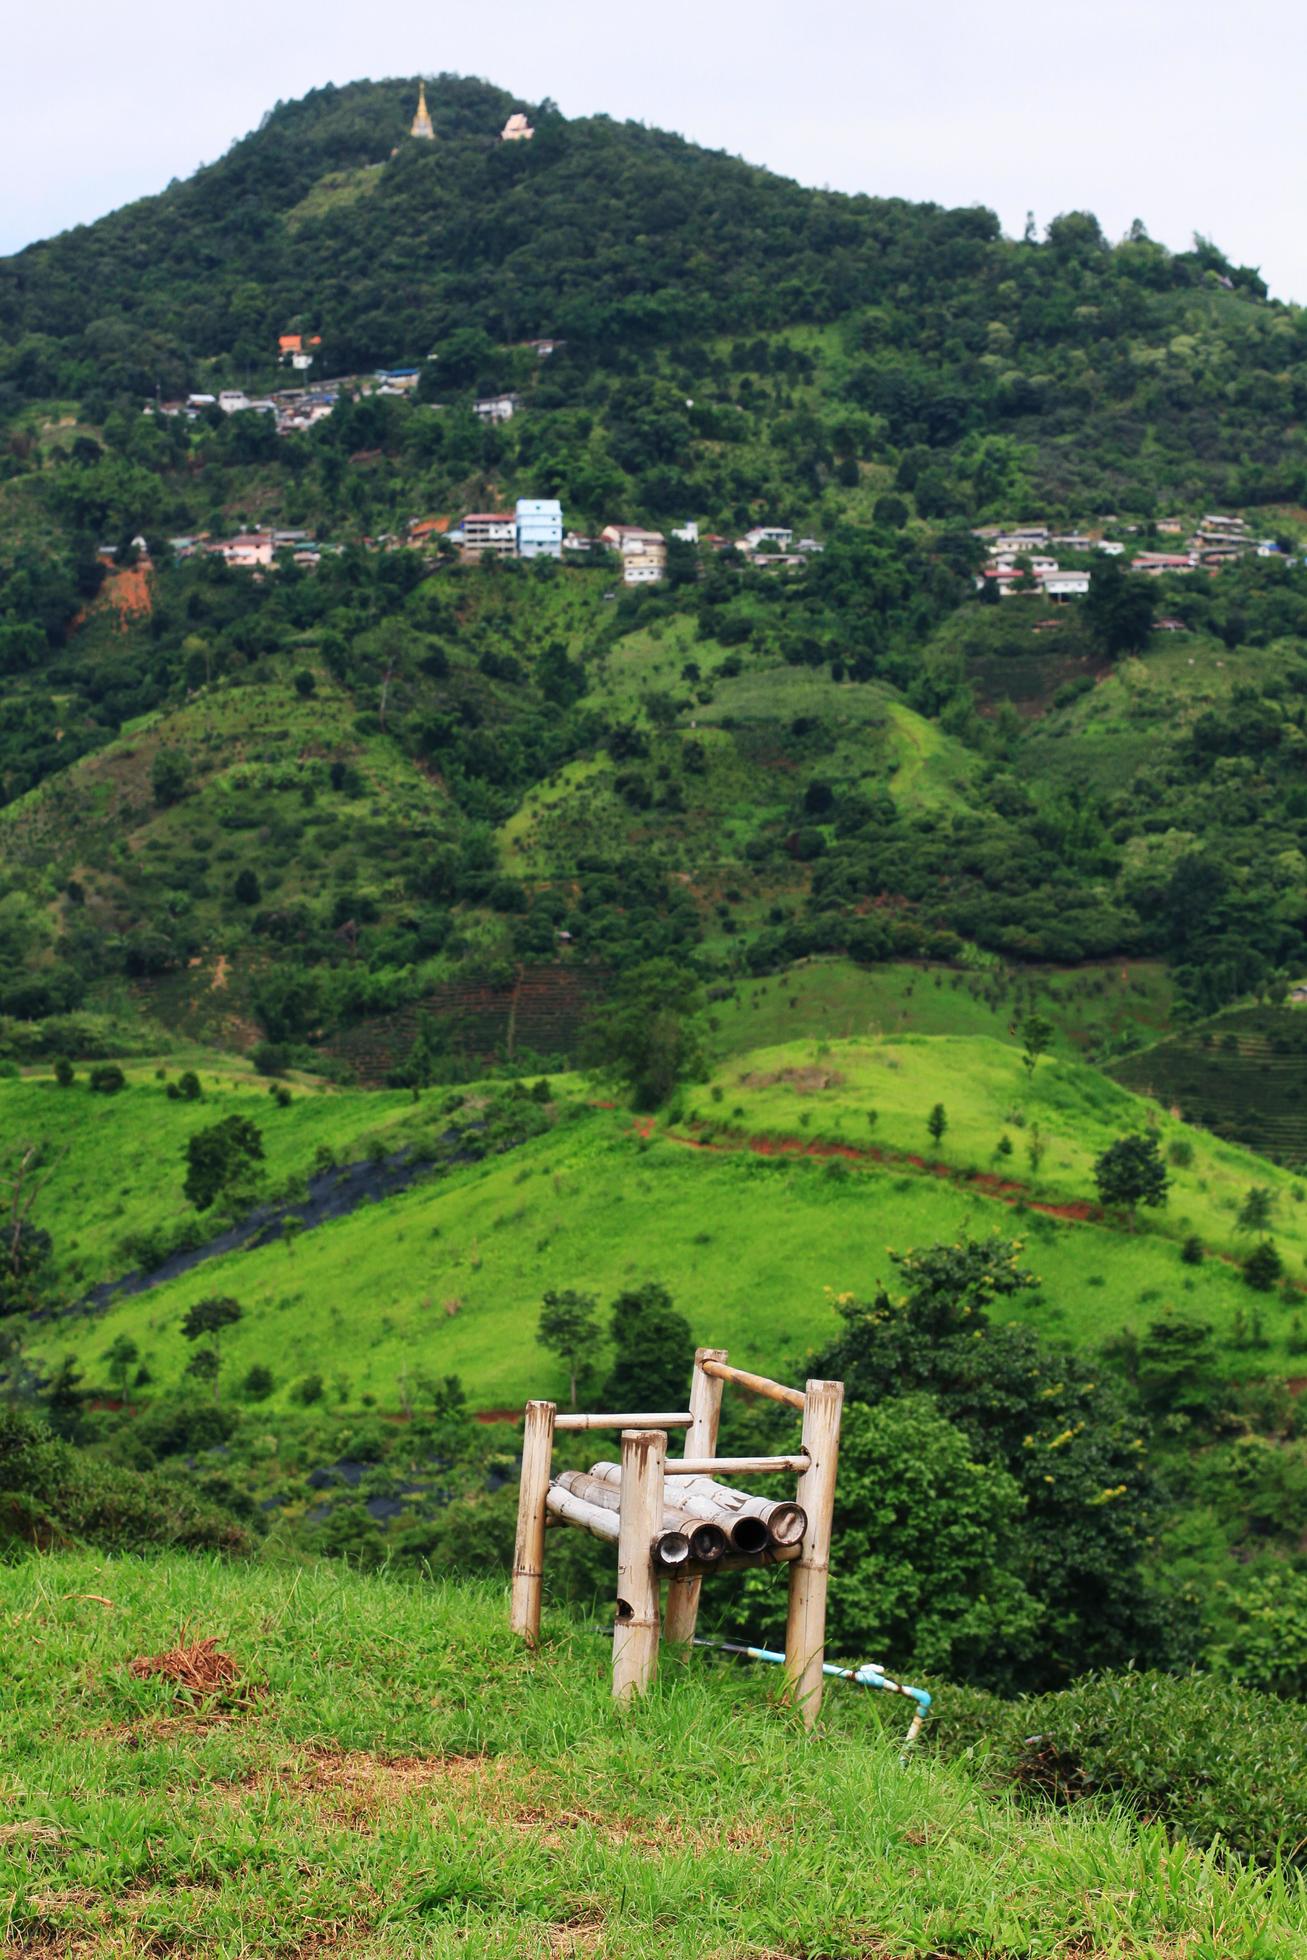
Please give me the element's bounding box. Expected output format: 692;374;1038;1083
1;75;1306;1064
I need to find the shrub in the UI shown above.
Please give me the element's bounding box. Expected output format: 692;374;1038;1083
924;1669;1307;1869
241;1364;275;1401
1243;1240;1284;1292
1180;1235;1205;1265
290;1372;325;1405
176;1069;202;1101
53;1056;75;1087
0;1405;247;1554
87;1064;126;1095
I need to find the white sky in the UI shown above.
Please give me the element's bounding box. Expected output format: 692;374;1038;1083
4;0;1305;302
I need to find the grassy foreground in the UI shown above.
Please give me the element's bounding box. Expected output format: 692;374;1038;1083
1;1555;1303;1958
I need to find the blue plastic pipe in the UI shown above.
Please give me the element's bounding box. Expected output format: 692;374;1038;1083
693;1639;932;1747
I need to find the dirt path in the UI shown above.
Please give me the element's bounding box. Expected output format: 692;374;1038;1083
632;1116;1097;1223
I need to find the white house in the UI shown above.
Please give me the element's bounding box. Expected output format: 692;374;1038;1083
223;532;275;567
1039;569;1091;600
502;112;535;141
671;521;699;544
218;390;251;415
473;393;518;422
601;524;667;584
517;498;564;559
1094;540;1126;556
460;513;517;558
742;525;793;551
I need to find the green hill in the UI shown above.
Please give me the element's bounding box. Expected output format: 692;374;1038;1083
10;1030;1305;1416
3;1554;1302;1957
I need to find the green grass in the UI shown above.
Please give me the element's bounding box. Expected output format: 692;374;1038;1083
2;1553;1300;1957
2;1066;416;1296
16;1027;1307;1414
697;1033;1307;1266
710;957;1174;1061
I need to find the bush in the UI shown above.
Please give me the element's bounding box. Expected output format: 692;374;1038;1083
241;1364;275;1401
290;1372;325;1405
253;1041;289;1077
87;1064;126;1095
53;1056;75;1087
1180;1235;1205;1265
923;1669;1307;1869
1243;1240;1284;1292
0;1406;247;1554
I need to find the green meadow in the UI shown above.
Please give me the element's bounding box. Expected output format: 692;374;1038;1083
3;1555;1301;1959
12;1026;1303;1414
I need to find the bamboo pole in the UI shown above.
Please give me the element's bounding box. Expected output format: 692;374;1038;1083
554;1470;726;1563
665;1474;807;1548
613;1429;666;1702
701;1360;806;1412
553;1410;692;1431
591;1458;781;1554
546;1482;692;1569
683;1541;801;1577
784;1379;844;1729
509;1398;556;1645
663;1347;727;1644
667;1454;810;1475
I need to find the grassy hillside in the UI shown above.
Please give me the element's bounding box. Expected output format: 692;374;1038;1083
3;1554;1301;1957
12;1027;1305;1415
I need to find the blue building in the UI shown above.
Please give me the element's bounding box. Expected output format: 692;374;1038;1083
516;498;564;559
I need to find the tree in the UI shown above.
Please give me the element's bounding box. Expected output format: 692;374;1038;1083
927;1102;948;1148
0;1142;57;1317
744;1395;1041;1679
1237;1187;1274;1234
584;959;707;1111
1086;557;1154;658
180;1295;243;1402
602;1283;693;1409
176;1070;202;1102
183;1115;265;1211
537;1289;601;1407
151;748;191;808
1093;1133;1169;1211
1020;1012;1054;1077
233;868;261;906
813;1239;1177;1685
1242;1240;1283;1292
105;1334;139;1402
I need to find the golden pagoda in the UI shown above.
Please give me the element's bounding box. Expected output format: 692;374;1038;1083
410;82;435;140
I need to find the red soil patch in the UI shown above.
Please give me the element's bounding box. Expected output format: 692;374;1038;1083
79;560;154;632
473;1407;522;1425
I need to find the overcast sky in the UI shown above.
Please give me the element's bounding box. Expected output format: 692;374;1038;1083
5;0;1305;301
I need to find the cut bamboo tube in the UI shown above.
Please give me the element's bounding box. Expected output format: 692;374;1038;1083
509;1399;556;1645
668;1454;810;1475
553;1410;692;1431
784;1379;844;1729
682;1541;801;1577
665;1474;807;1548
555;1470;726;1563
701;1360;806;1412
546;1483;691;1568
591;1458;772;1554
613;1429;666;1701
545;1482;620;1541
663;1346;727;1645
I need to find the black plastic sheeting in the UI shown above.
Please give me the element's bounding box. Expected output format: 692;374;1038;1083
70;1129;486;1318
